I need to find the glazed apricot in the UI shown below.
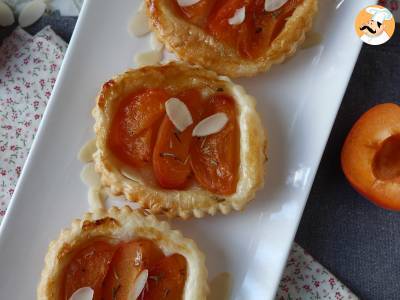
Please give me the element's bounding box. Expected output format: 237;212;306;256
63;241;116;300
152;89;204;189
204;0;303;58
141;254;187;300
179;0;216;27
108;89;169;167
341;103;400;210
101;239;164;300
190;94;239;195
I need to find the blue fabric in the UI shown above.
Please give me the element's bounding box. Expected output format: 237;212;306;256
296;25;400;300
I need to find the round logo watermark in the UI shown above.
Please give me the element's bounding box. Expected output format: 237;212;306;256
355;5;395;46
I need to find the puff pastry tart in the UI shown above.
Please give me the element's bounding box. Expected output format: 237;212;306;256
146;0;318;77
92;62;266;219
37;206;208;300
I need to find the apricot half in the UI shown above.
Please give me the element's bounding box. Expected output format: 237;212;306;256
341;103;400;210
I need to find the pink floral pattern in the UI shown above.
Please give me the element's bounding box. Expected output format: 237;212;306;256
276;243;357;299
0;26;66;219
0;26;358;299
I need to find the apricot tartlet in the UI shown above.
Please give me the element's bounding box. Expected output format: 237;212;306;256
146;0;318;77
37;206;208;299
341;103;400;210
92;62;266;218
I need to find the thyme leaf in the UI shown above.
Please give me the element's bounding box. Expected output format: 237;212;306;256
163;288;170;298
174;131;182;143
112;284;121;300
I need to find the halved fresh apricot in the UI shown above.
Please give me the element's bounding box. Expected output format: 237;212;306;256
152;89;203;189
341;103;400;210
190;94;239;195
63;241;116;300
140;254;187;300
108;89;169;167
101;239;164;300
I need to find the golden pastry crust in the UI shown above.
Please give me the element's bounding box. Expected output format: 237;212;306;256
92;62;266;219
146;0;318;77
37;206;208;299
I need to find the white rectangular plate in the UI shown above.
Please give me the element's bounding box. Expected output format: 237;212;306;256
0;0;375;299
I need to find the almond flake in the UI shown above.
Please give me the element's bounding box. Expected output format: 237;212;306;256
134;50;163;67
128;3;150;37
264;0;288;12
192;113;228;137
88;187;105;212
78;139;97;163
165;98;193;132
69;287;94;300
18;0;46;28
228;7;246;25
0;1;14;27
80;163;101;188
150;32;164;51
131;269;149;299
177;0;201;7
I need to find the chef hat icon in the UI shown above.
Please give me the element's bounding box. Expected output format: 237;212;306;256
365;7;393;24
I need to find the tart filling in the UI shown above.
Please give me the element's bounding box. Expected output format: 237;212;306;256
63;239;187;300
107;86;239;195
176;0;303;59
146;0;318;77
93;62;266;218
37;206;208;299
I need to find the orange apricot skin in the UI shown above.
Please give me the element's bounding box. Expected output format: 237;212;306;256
101;239;164;300
341;103;400;210
140;254;187;300
62;241;116;300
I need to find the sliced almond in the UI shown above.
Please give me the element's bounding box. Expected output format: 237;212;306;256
264;0;288;12
18;0;46;28
165;98;193;132
80;163;101;188
0;1;14;27
128;3;150;37
134;50;163;67
88;187;105;212
177;0;201;7
192;113;228;137
150;32;164;51
228;7;246;25
77;139;97;163
130;269;149;299
69;287;94;300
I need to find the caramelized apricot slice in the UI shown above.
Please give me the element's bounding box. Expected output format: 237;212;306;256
108;89;169;167
102;239;164;300
207;0;249;52
206;0;302;58
179;0;216;27
140;254;187;300
153;89;203;189
63;241;116;300
341;103;400;210
190;94;239;195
